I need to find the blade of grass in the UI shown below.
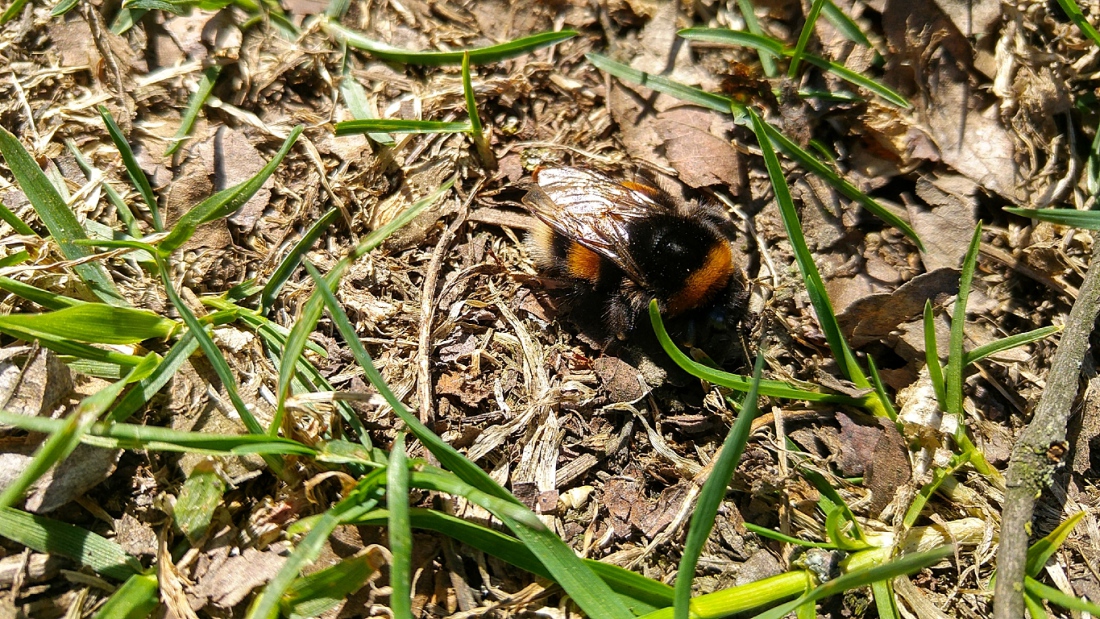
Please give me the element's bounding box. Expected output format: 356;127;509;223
108;331;198;422
91;572;159;619
174;459;226;543
924;300;946;406
0;0;30;25
160;125;302;254
585;53;741;115
0;506;144;580
260;206;342;312
323;22;576;65
749;109;886;416
0;276;85;309
166;65;222;157
865;356;897;419
1024;577;1100;615
734;0;778;75
820;0;872;47
339;60;395;146
963;325;1061;366
334;119;472;135
1004;206;1100;229
945;224;981;416
388;432;413;619
789;0;827;77
280;552;379;618
306;261;634;619
99;106;162;230
463;51;495;170
675;348;766;619
0;128;128;306
0;201;36;236
0;304;177;345
1025;512;1085;577
750;546;953;619
65;139;141;238
0;323;147;367
1051;0;1100;47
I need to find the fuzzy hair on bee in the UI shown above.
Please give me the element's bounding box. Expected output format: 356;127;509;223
521;166;748;352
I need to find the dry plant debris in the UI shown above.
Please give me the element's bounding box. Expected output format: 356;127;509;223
0;0;1097;617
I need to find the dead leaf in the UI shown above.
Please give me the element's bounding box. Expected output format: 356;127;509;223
837;267;959;347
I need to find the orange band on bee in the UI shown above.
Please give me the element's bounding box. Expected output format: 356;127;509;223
666;244;734;316
619;180;663;201
565;242;603;282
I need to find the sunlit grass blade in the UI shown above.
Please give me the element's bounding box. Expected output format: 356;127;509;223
261;206;342;312
0;201;35;235
820;0;871;47
0;127;127;306
743;522;838;549
735;0;778;75
306;261;634;619
924;300;946;405
0;304;176;344
66;139;141;238
1051;0;1100;47
585;53;741;115
334;119;472;135
51;0;79;15
1026;512;1084;577
803;468;867;546
0;276;85;309
175;460;226;544
92;572;159;619
0;0;30;25
108;331;198;422
166;65;221;157
272;178;453;434
323;22;577;65
99;106;162;230
0;355;153;510
945;224;981;417
678;29;909;108
280;551;380;618
388;433;413;619
339;61;395;146
871;580;899;619
751;546;953;619
160;125;302;254
963;326;1061;366
0;506;144;580
1024;576;1100;615
789;0;826;77
865;355;897;419
749;109;885;416
1004;206;1100;229
463;51;495;170
0;322;147;367
675;350;766;619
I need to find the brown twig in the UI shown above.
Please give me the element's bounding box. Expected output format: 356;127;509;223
993;245;1100;619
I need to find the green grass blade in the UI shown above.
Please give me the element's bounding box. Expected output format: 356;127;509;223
924;300;946;406
871;579;899;619
743;522;838;549
650;305;861;403
0;128;127;306
797;54;909;107
1025;512;1085;578
0;506;143;580
586;53;741;115
865;355;897;419
945;224;982;416
820;0;871;47
675;349;766;619
334;119;472;135
0;276;85;309
1051;0;1100;47
66;139;141;238
387;433;413;619
749;109;875;398
963;325;1061;367
0;323;146;366
166;65;222;157
1024;576;1100;615
735;0;778;75
280;552;379;618
99;106;162;231
261;207;342;312
306;262;633;619
789;0;827;77
0;0;31;26
324;22;577;65
339;62;395;146
91;572;159;619
174;460;226;544
751;546;953;619
0;304;176;345
160;125;302;254
108;331;198;422
463;51;482;136
0;201;36;235
1004;206;1100;229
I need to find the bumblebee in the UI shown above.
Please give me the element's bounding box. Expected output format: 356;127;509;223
521;166;748;353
